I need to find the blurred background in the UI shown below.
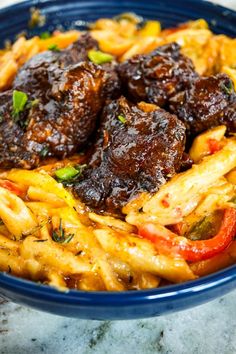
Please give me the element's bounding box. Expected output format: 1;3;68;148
0;0;236;10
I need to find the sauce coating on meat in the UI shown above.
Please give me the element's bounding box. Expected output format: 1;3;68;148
0;91;38;169
169;73;236;136
0;35;120;169
118;42;197;107
74;97;186;215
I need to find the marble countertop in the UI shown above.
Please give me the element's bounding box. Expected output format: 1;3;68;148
1;0;236;353
1;292;236;354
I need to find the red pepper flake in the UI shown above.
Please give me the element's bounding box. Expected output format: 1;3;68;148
161;193;170;208
175;207;182;218
207;138;221;155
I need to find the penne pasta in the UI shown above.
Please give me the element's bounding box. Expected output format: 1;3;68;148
128;139;236;225
0;17;236;292
0;187;37;239
20;236;91;275
94;228;196;283
6;170;76;208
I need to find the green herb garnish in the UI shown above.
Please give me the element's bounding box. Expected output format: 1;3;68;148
187;210;222;241
12;90;28;119
88;50;113;65
220;80;234;95
22;218;51;238
0;115;3;124
33;239;48;243
40;31;51;39
118;114;127;124
52;219;74;244
48;44;60;52
55;166;80;180
29;99;40;108
40;146;49;158
229;196;236;204
55;164;87;184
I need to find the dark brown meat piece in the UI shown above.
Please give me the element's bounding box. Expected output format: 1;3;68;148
74;97;186;215
14;33;120;103
13;33;99;100
22;62;110;159
0;91;38;168
169;73;236;137
0;34;120;168
118;42;197;107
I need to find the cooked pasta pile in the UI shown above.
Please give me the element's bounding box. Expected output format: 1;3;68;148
1;15;236;291
0;127;235;291
1;16;236;90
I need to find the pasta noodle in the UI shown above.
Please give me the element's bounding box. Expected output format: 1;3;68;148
0;129;235;290
126;138;236;226
0;16;236;292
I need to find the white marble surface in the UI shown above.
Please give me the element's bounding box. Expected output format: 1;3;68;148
1;0;236;353
1;292;236;354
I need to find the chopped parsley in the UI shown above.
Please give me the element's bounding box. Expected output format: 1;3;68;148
88;50;113;65
52;219;74;244
48;44;60;52
118;114;127;124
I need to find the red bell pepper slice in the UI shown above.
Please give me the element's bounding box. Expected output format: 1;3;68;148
138;208;236;262
0;180;22;196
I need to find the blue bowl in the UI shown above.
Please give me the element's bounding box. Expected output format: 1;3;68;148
1;0;236;320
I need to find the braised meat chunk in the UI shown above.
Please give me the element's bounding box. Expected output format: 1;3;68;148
118;42;197;107
74;97;186;215
0;35;120;169
13;34;99;99
22;62;110;159
14;34;120;101
0;91;38;169
169;73;236;137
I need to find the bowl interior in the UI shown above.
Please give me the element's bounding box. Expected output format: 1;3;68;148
0;0;236;319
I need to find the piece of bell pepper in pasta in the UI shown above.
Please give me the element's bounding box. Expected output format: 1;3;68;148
138;208;236;262
0;180;22;196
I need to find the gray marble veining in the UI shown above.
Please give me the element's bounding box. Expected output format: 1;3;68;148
1;291;236;354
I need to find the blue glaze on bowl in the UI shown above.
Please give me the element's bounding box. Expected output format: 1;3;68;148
0;0;236;319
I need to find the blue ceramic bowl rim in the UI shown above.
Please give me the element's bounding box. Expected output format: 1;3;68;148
1;0;236;32
1;264;236;305
0;0;234;15
0;0;236;308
